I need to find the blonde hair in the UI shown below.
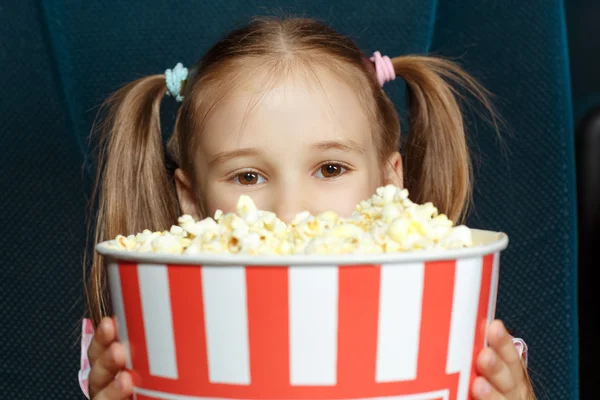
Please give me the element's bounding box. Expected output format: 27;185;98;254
86;17;495;326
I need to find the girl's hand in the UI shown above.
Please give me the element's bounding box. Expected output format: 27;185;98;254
472;320;534;399
87;317;133;399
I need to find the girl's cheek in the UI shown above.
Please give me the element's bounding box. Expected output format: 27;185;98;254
201;188;239;218
308;181;378;217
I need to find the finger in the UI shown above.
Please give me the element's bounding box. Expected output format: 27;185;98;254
88;318;117;365
88;342;127;398
471;376;506;400
487;320;525;385
476;347;515;393
92;370;133;400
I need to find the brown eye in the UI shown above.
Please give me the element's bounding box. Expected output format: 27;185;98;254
316;164;345;179
234;172;265;185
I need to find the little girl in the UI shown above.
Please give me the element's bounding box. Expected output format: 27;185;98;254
81;17;533;400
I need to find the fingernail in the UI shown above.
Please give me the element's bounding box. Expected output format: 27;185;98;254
108;346;117;362
487;352;496;367
496;323;505;339
479;379;491;394
114;372;122;389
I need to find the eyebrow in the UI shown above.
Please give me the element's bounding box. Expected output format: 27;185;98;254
312;139;365;154
208;148;261;167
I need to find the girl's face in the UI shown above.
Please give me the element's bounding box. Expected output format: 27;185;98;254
176;66;402;222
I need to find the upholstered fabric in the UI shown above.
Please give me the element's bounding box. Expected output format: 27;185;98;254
0;1;87;397
1;1;578;398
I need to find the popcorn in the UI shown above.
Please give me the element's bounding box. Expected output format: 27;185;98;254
151;234;186;254
169;225;186;237
107;185;473;255
388;218;410;243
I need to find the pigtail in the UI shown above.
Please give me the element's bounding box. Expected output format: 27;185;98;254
391;56;496;222
86;75;179;326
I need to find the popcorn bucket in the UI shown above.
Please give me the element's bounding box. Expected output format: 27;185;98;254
97;229;507;400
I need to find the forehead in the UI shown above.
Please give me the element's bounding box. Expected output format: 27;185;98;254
199;65;374;152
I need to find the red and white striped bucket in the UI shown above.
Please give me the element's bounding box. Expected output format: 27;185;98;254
97;229;508;400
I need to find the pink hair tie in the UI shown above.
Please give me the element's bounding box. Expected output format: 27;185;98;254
370;51;396;87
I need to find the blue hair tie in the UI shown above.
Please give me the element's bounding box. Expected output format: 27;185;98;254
165;63;188;102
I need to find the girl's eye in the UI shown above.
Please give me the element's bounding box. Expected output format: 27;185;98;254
314;163;347;179
233;172;266;185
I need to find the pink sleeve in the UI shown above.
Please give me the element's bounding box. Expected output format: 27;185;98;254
79;318;94;399
512;337;528;366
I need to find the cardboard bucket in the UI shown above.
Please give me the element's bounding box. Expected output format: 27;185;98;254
97;229;508;400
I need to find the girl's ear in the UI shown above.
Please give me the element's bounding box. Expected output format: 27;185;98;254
384;151;403;187
174;168;202;220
